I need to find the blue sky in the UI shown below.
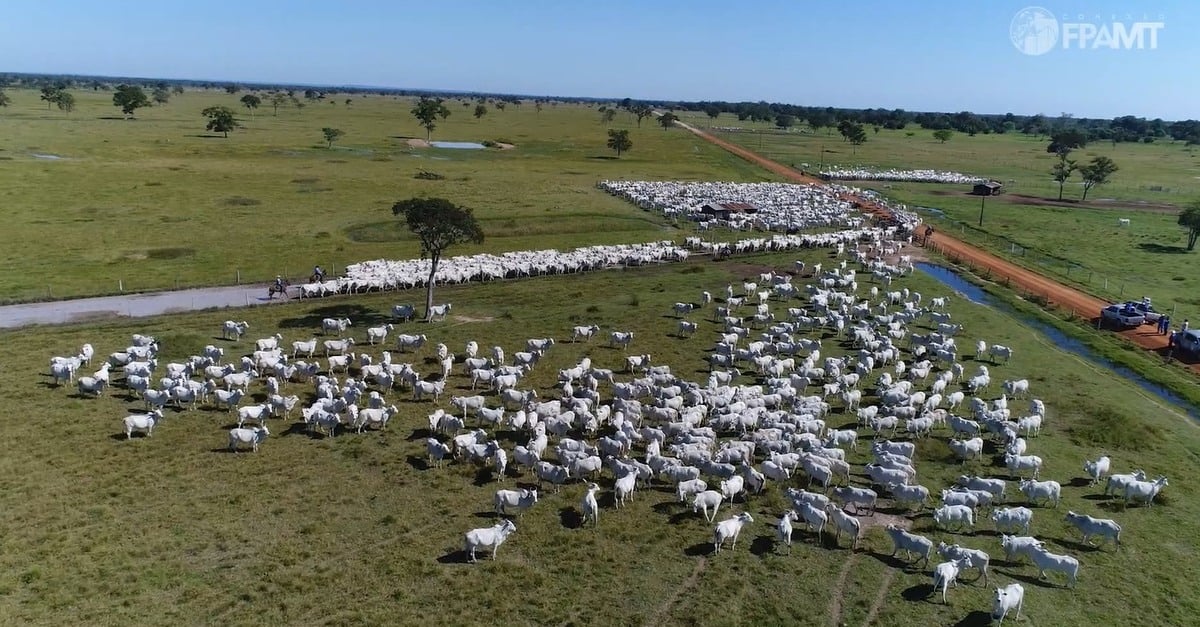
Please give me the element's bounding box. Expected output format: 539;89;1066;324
0;0;1192;119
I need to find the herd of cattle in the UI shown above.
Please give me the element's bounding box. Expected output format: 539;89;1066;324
597;180;873;232
46;227;1169;623
818;168;986;185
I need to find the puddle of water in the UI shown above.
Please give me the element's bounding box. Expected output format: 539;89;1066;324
32;153;64;160
430;141;485;150
917;263;1200;420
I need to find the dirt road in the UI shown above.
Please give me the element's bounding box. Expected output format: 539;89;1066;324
679;121;1188;368
0;284;294;329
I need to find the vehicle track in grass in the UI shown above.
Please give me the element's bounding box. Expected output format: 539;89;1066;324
677;120;1200;374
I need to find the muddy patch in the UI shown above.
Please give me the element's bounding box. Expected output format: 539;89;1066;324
453;315;494;323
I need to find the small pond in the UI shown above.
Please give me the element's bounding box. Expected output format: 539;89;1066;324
430;141;486;150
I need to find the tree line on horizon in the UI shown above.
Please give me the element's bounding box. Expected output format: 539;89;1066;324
2;72;1197;145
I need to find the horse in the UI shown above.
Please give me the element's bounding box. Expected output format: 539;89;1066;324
267;279;290;299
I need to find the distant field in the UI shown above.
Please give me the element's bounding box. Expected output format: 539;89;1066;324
1;250;1197;625
0;90;771;302
709;114;1200;322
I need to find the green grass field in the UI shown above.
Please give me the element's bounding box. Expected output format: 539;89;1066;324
2;250;1199;626
0;89;772;302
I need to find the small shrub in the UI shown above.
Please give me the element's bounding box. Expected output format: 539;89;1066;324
585;305;601;313
291;177;319;184
414;170;445;180
314;231;331;239
1172;276;1185;281
625;293;640;307
481;140;498;148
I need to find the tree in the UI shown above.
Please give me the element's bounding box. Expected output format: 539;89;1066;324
1050;150;1077;201
202;106;239;137
847;124;867;147
630;103;653;127
40;86;63;110
1078;156;1118;201
494;101;506;112
658;112;679;128
411;96;451;141
268;92;289;115
171;85;185;95
152;86;170;105
607;129;632;157
345;98;352;107
704;104;721;120
1047;129;1088;153
933;129;954;143
112;84;150;118
1178;201;1200;251
240;94;261;116
473;104;487;119
303;88;322;101
224;84;241;95
601;109;616;125
535;102;543;114
0;89;10;108
322;127;344;148
55;91;75;114
775;114;795;129
391;198;484;320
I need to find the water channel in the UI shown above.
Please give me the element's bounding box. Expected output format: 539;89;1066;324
915;263;1200;420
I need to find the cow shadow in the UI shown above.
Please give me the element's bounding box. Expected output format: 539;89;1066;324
900;583;934;603
1067;477;1092;488
110;433;133;442
473;468;496;487
472;510;500;520
1050;537;1101;553
749;534;776;557
951;611;997;627
436;550;470;564
684;542;712;557
865;550;921;572
406;455;430;471
994;569;1058;589
559;507;583;530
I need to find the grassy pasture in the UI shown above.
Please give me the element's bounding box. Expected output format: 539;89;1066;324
2;250;1198;626
0;90;771;302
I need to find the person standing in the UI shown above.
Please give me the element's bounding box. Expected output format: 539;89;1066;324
1161;315;1171;335
1183;319;1190;334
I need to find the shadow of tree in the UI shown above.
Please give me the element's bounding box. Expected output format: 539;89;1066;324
277;304;389;330
1137;243;1190;254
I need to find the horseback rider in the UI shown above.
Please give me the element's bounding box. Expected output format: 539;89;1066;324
313;265;325;282
274;275;285;291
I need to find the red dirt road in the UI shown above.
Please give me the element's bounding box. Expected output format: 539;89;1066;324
680;122;1189;370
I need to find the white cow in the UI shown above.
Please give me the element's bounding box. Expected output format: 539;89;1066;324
775;510;798;554
1124;476;1168;507
321;317;352;336
571;324;601;342
1029;546;1080;588
937;542;990;586
580;482;601;527
991;507;1034;535
122;409;164;439
991;583;1025;626
366;324;394;345
228;425;269;452
464;519;516;562
1004;453;1043;479
931;555;973;604
712;512;753;553
1019;479;1062;507
1000;534;1045;563
494;488;539;516
222;320;249;341
933;504;975;531
1064;510;1121;549
1082;455;1111;486
885;524;933;566
692;490;724;522
824;504;861;550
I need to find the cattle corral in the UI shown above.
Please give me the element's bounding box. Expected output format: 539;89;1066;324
8;234;1200;625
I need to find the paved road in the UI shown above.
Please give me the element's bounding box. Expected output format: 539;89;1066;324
0;284;296;329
